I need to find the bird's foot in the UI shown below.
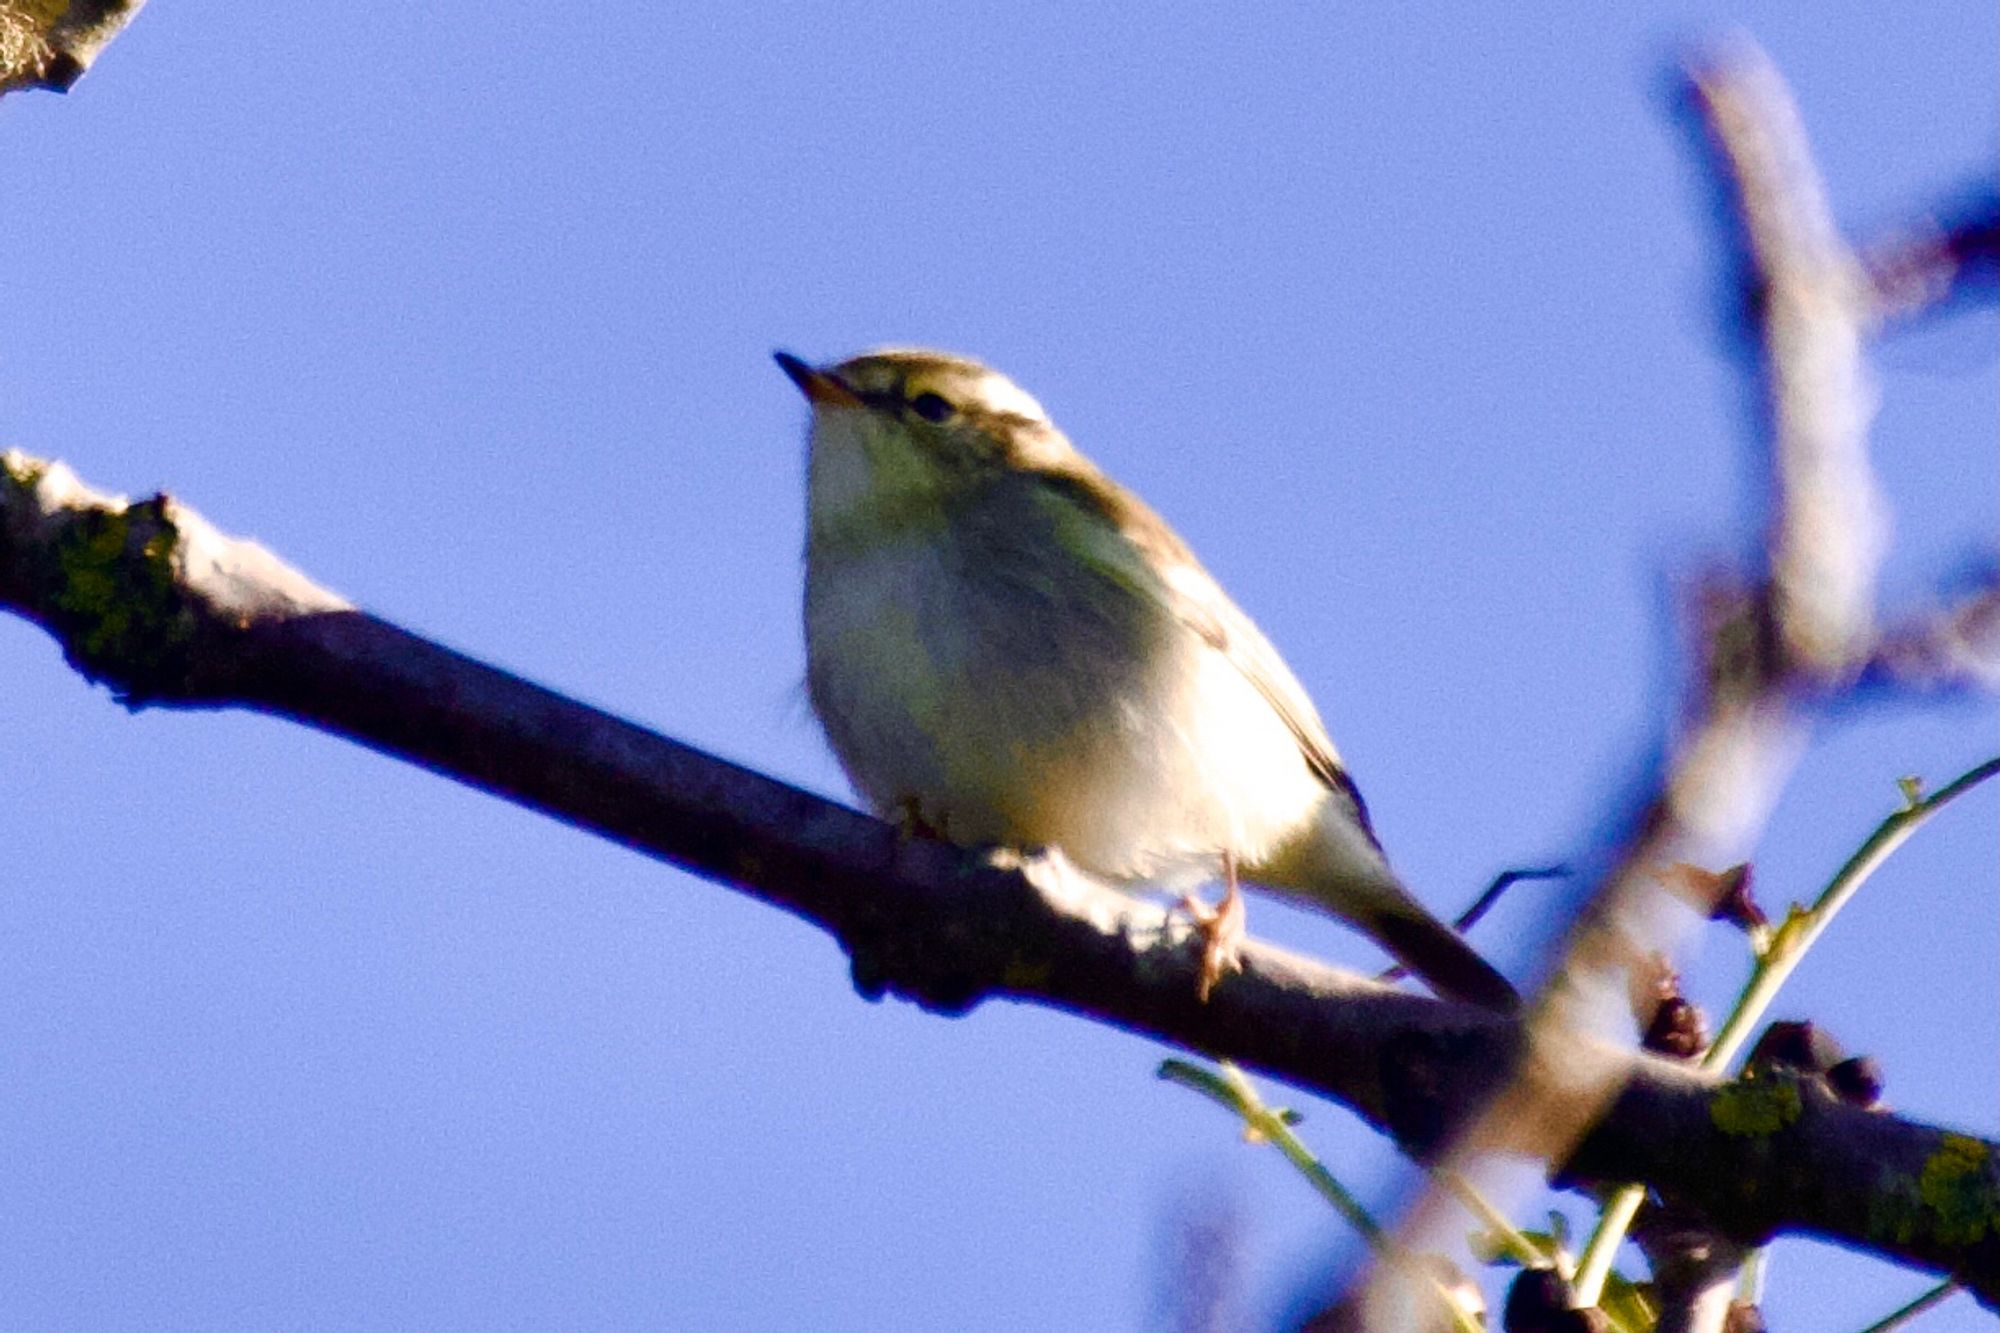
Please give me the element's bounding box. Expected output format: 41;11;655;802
1179;856;1246;1001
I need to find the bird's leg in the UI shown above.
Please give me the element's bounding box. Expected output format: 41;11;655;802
1179;851;1247;1001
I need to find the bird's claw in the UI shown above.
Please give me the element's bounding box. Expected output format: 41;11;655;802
1178;879;1246;1002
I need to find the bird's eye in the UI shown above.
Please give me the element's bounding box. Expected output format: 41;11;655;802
908;391;955;423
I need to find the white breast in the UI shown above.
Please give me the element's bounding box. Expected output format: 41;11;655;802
805;526;1324;889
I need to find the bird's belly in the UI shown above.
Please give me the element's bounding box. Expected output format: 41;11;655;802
805;540;1321;886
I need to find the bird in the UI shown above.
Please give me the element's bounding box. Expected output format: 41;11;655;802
776;346;1516;1011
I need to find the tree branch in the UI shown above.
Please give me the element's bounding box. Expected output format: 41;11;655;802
1859;573;2000;697
1861;196;2000;325
0;0;146;95
1348;41;1997;1319
2;450;1995;1303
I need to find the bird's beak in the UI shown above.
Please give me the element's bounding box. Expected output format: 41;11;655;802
773;351;862;407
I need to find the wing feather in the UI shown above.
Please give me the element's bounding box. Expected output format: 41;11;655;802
1033;462;1384;851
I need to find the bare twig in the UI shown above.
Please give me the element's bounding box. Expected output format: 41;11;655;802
1861;199;2000;324
1859;574;2000;696
1446;865;1572;934
1378;864;1569;983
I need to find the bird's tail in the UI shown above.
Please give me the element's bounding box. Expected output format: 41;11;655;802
1252;792;1519;1011
1360;900;1519;1012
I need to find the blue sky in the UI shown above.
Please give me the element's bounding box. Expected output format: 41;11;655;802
2;5;1993;1329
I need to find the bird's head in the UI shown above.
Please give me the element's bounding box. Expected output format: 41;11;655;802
776;348;1076;541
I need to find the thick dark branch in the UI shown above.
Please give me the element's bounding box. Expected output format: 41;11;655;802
2;451;1995;1302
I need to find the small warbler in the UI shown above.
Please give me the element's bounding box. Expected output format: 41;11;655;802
778;347;1516;1010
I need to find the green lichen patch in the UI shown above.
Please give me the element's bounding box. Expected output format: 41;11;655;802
1918;1133;1998;1246
1865;1134;2000;1251
45;497;197;700
1709;1074;1803;1137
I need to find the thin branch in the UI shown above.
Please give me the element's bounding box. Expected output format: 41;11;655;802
1580;759;1996;1325
1858;574;2000;696
1158;1061;1394;1259
1855;1280;1960;1333
2;449;1995;1302
1705;757;2000;1073
1446;865;1572;935
1377;864;1569;984
1860;199;2000;325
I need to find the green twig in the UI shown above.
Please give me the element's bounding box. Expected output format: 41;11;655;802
1158;1059;1388;1252
1570;1185;1645;1309
1570;756;1999;1310
1854;1279;1958;1332
1437;1170;1550;1271
1736;1245;1766;1305
1158;1059;1482;1333
1704;756;2000;1072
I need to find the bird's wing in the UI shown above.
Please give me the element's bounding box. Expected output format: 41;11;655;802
1034;462;1384;852
1156;556;1384;851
